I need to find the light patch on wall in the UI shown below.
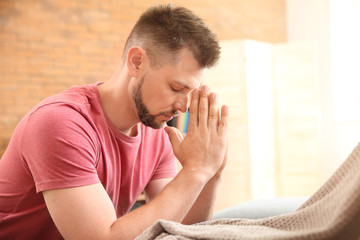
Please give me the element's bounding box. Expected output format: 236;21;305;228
244;41;275;200
331;0;360;122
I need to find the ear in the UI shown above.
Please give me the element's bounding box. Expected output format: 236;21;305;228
126;47;147;78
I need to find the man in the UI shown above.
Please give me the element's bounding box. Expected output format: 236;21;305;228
0;5;228;239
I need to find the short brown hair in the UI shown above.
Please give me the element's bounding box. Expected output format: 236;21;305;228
123;5;220;68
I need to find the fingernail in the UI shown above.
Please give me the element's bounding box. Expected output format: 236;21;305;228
201;85;209;91
222;105;229;114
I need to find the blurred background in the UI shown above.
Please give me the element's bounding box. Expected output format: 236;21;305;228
0;0;359;211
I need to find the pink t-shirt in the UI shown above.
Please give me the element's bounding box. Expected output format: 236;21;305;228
0;83;177;239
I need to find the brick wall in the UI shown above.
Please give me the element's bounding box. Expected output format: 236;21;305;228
0;0;286;156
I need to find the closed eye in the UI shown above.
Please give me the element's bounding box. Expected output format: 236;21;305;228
171;86;182;92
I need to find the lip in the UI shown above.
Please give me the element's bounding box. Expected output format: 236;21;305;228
163;114;174;121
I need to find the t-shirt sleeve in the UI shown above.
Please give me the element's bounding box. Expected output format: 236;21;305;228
150;131;178;180
21;103;100;193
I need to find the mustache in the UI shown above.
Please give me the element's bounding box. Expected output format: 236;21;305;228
157;109;180;117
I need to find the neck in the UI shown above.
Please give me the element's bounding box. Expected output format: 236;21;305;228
98;66;140;136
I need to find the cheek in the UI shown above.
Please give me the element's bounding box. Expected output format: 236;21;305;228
155;91;175;107
143;87;175;111
141;75;176;109
158;93;179;113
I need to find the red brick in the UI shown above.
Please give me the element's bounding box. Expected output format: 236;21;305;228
0;0;286;159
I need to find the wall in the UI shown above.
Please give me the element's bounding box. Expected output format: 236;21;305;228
204;40;321;210
329;0;360;172
286;0;360;180
0;0;286;157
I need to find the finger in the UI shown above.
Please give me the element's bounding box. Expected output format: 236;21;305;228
172;126;184;141
164;126;182;150
218;105;229;135
208;92;219;130
198;85;210;128
223;136;228;164
187;89;200;131
222;138;229;169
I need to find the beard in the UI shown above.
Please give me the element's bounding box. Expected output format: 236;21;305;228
132;77;179;129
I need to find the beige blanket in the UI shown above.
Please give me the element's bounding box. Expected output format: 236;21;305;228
136;143;360;240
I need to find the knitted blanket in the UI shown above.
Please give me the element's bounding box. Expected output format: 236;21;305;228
136;143;360;240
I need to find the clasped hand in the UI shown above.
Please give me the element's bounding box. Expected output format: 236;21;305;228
165;85;229;182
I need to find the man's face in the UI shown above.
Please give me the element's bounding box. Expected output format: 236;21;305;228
132;48;203;129
132;77;180;129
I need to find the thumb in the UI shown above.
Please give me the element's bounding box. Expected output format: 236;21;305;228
164;126;183;150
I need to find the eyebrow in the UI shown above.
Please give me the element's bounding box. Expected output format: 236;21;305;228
173;79;201;90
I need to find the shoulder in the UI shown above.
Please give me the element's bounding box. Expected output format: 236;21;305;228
21;85;103;146
22;102;99;152
31;84;98;113
26;84;102;128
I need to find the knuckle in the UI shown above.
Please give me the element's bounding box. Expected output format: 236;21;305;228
219;118;228;127
201;91;208;98
217;122;228;133
208;114;217;120
198;106;207;114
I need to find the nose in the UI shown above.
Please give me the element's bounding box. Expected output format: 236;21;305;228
174;94;190;113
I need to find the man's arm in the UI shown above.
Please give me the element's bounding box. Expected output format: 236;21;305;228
155;126;228;225
181;171;223;224
44;169;209;239
144;165;224;225
44;170;206;239
43;86;228;240
163;88;229;224
182;131;228;224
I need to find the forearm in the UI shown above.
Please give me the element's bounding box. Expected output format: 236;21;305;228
182;174;222;225
108;169;209;240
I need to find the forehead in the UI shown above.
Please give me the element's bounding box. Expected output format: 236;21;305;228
158;48;203;89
